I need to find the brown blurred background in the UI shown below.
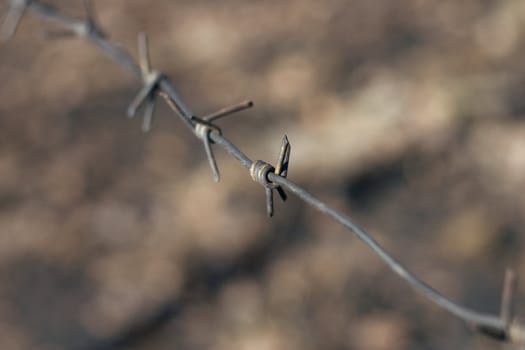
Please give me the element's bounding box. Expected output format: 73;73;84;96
1;0;525;349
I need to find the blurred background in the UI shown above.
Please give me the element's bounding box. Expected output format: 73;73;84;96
1;0;525;349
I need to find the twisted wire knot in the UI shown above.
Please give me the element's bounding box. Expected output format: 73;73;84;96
143;70;165;87
194;119;221;142
250;160;276;189
249;136;291;217
194;122;210;142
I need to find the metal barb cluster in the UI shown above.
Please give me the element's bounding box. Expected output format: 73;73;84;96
43;0;104;40
475;269;524;343
71;0;104;38
250;136;291;217
127;32;165;132
1;0;32;41
191;101;253;182
5;1;525;347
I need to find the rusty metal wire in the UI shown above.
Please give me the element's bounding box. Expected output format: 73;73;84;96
2;0;525;346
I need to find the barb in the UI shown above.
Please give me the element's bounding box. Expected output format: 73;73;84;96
191;100;253;182
475;269;521;341
1;0;31;41
250;135;290;217
127;32;166;132
204;100;253;122
6;1;525;346
74;0;104;38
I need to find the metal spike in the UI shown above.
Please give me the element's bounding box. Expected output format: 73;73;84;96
205;100;253;122
275;134;290;177
265;187;274;217
194;121;221;182
276;186;287;202
83;0;95;23
141;93;156;132
127;79;157;118
501;269;518;327
72;0;104;38
272;135;291;202
1;1;27;41
127;32;163;132
83;0;101;34
203;131;220;182
249;136;292;216
138;32;151;76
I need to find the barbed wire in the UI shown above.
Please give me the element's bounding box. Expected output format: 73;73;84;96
2;0;524;346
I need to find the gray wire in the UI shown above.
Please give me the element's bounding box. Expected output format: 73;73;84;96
268;173;506;330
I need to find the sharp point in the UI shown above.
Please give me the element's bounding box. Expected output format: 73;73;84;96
127;107;137;118
138;31;147;44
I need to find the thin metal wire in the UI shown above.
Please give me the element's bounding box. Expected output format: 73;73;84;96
269;173;507;328
204;100;253;122
4;0;525;345
0;0;30;41
501;269;518;326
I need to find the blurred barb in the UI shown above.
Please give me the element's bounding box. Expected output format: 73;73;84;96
474;270;523;342
501;269;518;326
127;32;165;132
71;0;104;38
5;0;525;346
0;0;31;41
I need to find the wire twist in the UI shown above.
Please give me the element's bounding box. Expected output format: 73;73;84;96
194;119;222;182
250;160;275;188
250;135;290;217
